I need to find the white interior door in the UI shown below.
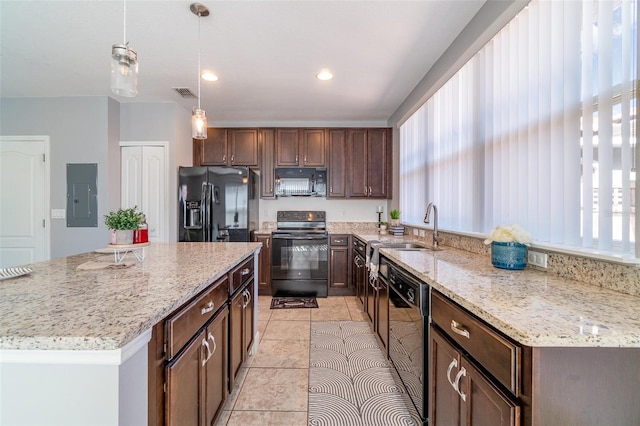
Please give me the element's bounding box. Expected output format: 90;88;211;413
121;145;167;242
0;137;50;268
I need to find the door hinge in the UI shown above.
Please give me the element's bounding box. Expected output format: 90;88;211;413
42;219;46;228
42;153;46;162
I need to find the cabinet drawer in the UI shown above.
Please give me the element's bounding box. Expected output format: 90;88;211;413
166;275;229;360
431;291;520;395
330;235;349;246
231;256;254;294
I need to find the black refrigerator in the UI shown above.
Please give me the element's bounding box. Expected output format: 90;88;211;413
178;166;259;242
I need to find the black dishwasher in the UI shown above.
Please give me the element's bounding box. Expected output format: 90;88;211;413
387;260;429;425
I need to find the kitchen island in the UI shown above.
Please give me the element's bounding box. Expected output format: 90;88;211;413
0;242;261;426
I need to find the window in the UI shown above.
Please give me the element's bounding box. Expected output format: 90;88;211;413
400;0;638;259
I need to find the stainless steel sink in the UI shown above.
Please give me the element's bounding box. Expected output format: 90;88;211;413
378;242;441;251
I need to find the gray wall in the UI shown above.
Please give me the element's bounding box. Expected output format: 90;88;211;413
1;97;115;258
0;97;192;258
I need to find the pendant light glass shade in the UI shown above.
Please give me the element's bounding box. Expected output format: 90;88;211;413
111;44;138;97
111;0;138;97
192;107;208;139
191;3;209;140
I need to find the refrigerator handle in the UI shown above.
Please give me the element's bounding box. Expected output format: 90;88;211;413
201;182;209;242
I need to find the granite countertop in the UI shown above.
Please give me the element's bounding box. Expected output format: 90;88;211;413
0;242;261;351
353;232;640;348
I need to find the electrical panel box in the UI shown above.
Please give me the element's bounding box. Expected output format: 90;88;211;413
66;163;98;227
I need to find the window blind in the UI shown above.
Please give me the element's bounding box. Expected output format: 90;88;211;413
399;0;638;258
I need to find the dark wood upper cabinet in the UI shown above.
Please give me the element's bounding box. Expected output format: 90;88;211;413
346;128;391;199
195;128;227;166
275;128;300;166
194;128;258;167
301;129;326;167
276;128;326;167
228;128;259;166
259;129;276;198
327;129;347;198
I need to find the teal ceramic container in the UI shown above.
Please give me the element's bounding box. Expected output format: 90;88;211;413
491;242;527;270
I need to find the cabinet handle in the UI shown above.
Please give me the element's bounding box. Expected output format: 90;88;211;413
222;155;226;162
200;301;215;315
295;155;299;162
451;320;470;339
201;338;212;366
330;186;333;193
208;332;217;356
241;268;251;276
243;289;252;308
266;239;270;248
454;367;467;402
304;156;307;163
446;358;458;390
231;155;235;163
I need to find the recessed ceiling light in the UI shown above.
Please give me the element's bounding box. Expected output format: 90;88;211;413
201;71;218;81
316;70;333;81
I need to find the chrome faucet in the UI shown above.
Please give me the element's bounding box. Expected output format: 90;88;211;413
424;202;443;248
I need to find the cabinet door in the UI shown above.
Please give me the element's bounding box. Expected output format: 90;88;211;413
376;277;389;356
346;129;368;197
165;328;205;426
229;129;259;166
352;252;365;305
202;309;229;426
229;289;244;390
255;235;272;295
329;246;349;289
260;129;276;198
459;357;520;426
327;129;346;198
301;129;326;167
199;128;227;165
431;327;462;426
276;128;300;166
367;128;391;198
243;284;255;355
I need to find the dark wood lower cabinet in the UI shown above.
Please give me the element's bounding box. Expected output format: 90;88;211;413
431;327;519;426
328;234;352;296
254;234;271;295
165;307;229;426
229;282;255;391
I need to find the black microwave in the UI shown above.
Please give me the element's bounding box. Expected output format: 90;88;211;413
274;168;327;197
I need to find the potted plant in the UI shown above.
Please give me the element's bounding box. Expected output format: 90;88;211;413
484;224;533;270
389;209;401;227
104;206;144;245
379;222;388;234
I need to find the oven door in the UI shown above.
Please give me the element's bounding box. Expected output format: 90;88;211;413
270;233;328;297
388;274;427;421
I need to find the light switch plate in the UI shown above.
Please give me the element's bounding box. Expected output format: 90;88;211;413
528;250;548;268
51;209;66;219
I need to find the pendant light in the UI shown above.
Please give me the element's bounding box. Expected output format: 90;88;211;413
191;3;209;140
111;0;138;97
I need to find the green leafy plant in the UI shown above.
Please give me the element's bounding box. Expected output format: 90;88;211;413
389;209;401;220
104;206;144;230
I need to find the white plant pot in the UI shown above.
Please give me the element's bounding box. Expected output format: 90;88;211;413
390;219;400;227
114;229;134;245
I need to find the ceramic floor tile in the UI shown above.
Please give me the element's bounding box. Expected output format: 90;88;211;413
311;306;352;321
226;410;308;426
348;307;368;322
233;368;309;411
262;320;310;341
252;339;309;368
257;320;269;341
269;307;312;321
316;296;347;308
258;307;272;322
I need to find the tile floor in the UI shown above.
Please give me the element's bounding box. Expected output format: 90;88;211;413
218;295;369;425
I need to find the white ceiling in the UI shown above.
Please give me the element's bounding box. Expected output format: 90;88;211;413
0;0;486;125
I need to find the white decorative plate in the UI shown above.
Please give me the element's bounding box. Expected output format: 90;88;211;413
0;267;33;281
